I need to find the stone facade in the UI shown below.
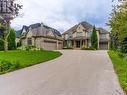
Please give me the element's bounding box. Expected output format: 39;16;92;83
19;23;63;50
62;22;110;50
16;22;110;50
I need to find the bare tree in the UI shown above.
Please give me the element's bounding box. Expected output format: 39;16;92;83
0;0;22;51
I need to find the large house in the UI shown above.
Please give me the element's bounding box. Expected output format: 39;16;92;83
17;23;63;50
16;21;110;50
62;22;110;50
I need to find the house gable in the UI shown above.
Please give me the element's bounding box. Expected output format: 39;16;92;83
47;30;55;37
26;30;32;38
22;28;27;34
73;24;87;38
63;22;93;39
76;24;85;33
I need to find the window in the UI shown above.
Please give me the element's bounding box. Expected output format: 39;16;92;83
27;38;32;45
87;31;92;37
76;32;82;37
100;34;106;39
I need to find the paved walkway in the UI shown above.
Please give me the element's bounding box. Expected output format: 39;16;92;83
0;50;125;95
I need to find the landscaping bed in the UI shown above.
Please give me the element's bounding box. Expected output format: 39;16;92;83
108;51;127;94
0;50;62;74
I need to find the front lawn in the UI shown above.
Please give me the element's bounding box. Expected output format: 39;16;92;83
108;51;127;94
0;50;62;74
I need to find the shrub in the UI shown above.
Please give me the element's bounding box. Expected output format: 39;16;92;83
0;60;20;74
25;45;34;51
0;61;13;72
17;45;40;51
63;46;73;49
17;46;26;50
82;45;87;49
82;45;95;50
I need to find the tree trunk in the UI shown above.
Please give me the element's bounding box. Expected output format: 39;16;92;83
3;21;10;52
4;38;8;52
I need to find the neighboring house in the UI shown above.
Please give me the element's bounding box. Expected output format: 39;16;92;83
18;23;63;50
62;21;110;50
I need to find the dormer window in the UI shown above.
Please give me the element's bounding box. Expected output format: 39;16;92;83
100;34;106;39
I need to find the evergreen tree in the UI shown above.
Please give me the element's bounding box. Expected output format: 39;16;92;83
91;26;98;50
8;29;16;50
109;2;127;52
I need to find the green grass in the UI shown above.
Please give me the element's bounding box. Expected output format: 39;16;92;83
108;51;127;94
0;50;62;73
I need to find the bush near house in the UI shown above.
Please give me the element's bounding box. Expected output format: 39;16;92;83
0;50;62;74
81;45;95;50
63;46;73;49
17;45;41;51
108;51;127;94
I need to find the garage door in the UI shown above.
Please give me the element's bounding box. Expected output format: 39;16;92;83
44;40;57;50
58;43;63;50
99;43;108;50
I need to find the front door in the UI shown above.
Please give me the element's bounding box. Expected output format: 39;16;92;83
76;41;80;48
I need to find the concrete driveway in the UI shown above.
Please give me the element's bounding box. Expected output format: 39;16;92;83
0;50;125;95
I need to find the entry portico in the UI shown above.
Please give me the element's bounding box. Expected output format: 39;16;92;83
65;37;88;49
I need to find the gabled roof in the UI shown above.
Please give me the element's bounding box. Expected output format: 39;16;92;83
52;29;62;37
62;21;93;35
43;25;61;36
22;25;29;31
16;30;22;38
80;21;93;31
29;23;41;29
97;28;109;34
62;25;78;35
20;23;62;38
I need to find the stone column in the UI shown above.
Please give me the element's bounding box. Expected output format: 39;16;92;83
74;40;76;48
85;39;88;47
80;39;82;48
83;40;85;46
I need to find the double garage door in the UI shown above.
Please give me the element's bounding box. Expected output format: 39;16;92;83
99;42;108;50
44;40;62;50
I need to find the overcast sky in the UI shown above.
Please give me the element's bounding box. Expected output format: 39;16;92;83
11;0;113;32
